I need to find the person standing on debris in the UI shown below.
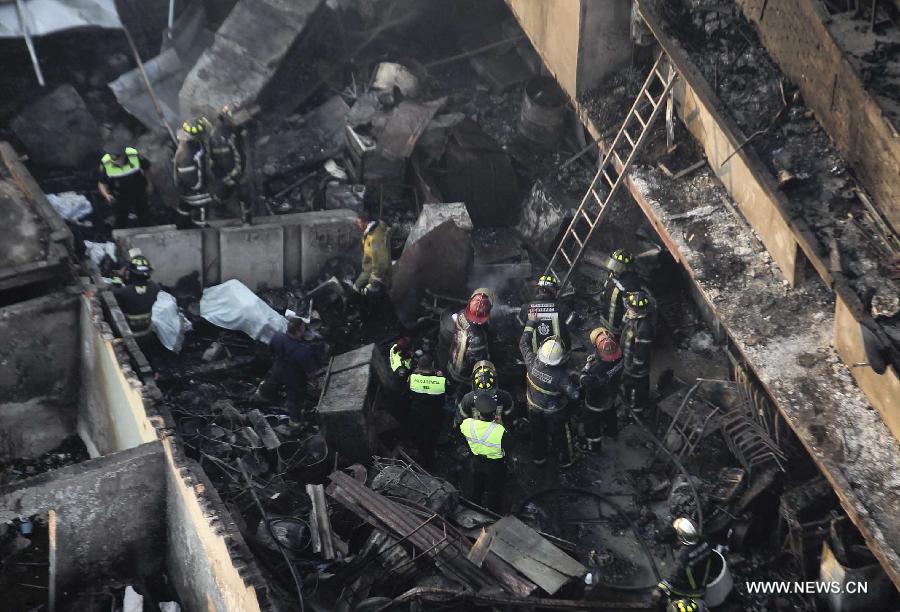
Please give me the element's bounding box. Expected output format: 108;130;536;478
459;394;509;512
353;209;392;298
208;102;250;224
408;354;447;468
599;249;642;335
174;118;214;228
113;251;160;350
98;141;152;228
520;310;580;467
252;316;321;430
579;327;624;453
520;273;572;351
456;360;514;424
658;517;712;612
447;288;493;387
620;290;657;416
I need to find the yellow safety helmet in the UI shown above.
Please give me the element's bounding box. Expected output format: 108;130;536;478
537;336;565;366
625;290;651;314
472;360;497;391
536;273;559;291
182;117;208;136
605;248;634;274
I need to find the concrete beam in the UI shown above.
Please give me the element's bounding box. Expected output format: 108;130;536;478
219;224;285;290
113;225;205;289
735;0;900;233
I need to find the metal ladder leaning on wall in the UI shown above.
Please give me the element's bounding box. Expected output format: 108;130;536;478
544;50;679;289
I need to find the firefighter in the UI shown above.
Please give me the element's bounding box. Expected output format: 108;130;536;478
112;251;160;351
520;310;579;467
457;360;514;424
174;118;214;228
208;102;250;223
98;142;152;228
408;354;447;468
446;289;492;386
620;290;656;415
354;209;391;296
252;316;321;429
520;273;572;351
579;327;624;453
459;394;510;512
658;517;712;612
599;249;641;335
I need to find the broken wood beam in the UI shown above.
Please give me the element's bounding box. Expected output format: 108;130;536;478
306;484;336;560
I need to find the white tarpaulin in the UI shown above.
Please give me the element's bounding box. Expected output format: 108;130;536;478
152;291;192;353
199;279;287;343
0;0;122;38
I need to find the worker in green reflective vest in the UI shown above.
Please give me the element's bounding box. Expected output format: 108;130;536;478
459;394;510;512
388;336;413;381
408;354;446;468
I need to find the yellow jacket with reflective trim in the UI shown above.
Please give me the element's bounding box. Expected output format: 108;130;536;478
355;221;391;289
389;344;412;373
460;418;505;459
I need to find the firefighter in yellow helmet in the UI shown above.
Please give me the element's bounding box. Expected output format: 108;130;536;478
620;290;657;415
520;308;579;467
599;249;641;335
519;273;573;351
459;394;510;511
456;360;514;424
174;117;213;228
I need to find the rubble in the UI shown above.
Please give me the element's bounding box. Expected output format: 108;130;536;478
10;85;99;168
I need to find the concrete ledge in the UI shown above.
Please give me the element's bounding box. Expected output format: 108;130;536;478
219;224;285;290
113;225;204;288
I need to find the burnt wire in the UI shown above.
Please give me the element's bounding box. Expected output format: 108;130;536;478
239;458;305;612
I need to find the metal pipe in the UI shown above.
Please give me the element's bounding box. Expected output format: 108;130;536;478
121;26;178;145
15;0;45;87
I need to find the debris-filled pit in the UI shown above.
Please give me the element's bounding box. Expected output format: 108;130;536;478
2;0;898;610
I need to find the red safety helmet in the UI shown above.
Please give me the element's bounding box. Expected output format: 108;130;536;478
465;288;492;325
590;326;622;362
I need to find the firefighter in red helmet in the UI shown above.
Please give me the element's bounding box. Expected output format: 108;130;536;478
446;288;493;386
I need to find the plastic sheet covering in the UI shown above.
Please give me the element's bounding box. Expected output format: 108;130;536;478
83;240;116;266
0;0;122;38
199;279;287;343
47;191;92;221
152;291;192;353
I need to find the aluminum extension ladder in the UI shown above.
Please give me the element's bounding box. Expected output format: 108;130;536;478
544;51;678;289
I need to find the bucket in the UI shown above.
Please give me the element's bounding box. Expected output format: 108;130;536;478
519;76;568;148
705;549;733;608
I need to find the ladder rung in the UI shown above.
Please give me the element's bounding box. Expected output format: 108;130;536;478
643;88;659;108
569;231;584;247
624;130;636;148
612;150;625;168
601;170;615;187
581;208;595;224
633;111;647;128
559;249;572;265
654;68;667;83
590;189;603;205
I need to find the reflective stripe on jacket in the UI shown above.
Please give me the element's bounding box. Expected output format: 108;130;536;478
101;148;142;178
355;221;391;289
409;373;446;395
460;418;505;459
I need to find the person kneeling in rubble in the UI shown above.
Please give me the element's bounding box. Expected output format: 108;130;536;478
460;394;510;512
252;316;321;430
657;517;712;612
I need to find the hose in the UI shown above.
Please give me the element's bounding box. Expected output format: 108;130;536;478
512;487;662;591
627;405;704;534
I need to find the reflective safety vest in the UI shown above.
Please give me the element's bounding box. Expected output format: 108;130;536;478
460;418;505;459
409;373;446;395
101;148;142;178
389;344;412;373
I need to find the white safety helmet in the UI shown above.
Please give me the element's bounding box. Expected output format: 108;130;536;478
672;516;700;546
537;336;565;366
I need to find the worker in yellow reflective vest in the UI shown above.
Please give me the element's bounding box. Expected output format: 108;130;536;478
408;354;446;468
98;142;152;228
388;336;413;380
459;394;510;512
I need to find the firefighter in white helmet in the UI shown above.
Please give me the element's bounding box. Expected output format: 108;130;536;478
520;308;579;467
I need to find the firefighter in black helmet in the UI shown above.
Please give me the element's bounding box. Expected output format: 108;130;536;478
599;249;641;335
519;273;572;351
